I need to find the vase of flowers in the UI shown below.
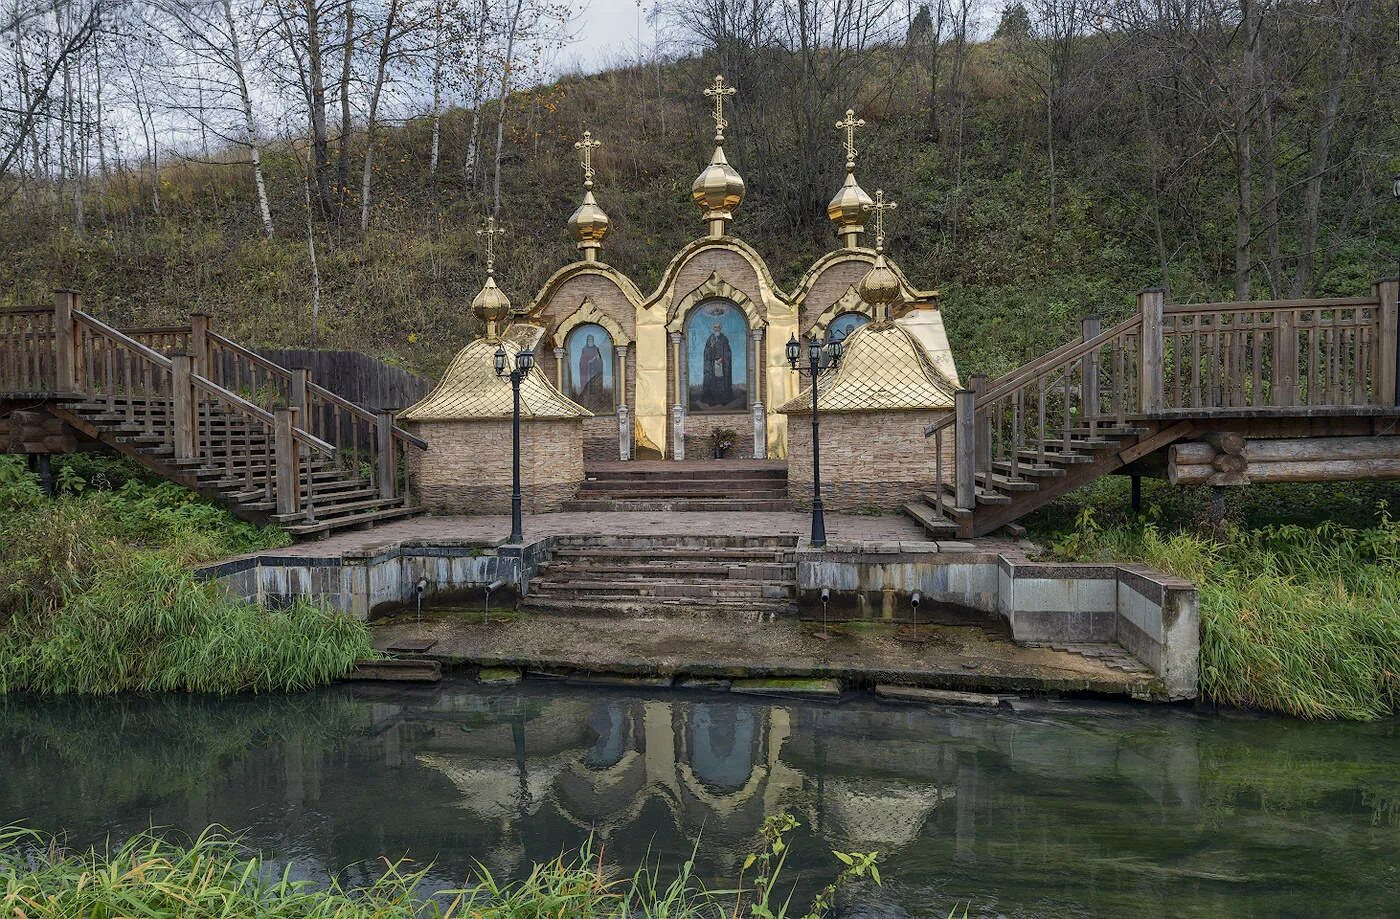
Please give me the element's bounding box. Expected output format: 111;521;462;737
712;427;740;459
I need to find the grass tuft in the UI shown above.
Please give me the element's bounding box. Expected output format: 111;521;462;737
0;454;371;695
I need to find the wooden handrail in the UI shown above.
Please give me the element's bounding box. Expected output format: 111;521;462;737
1166;295;1377;314
207;331;293;381
1;307;53;316
74;311;175;369
307;378;427;450
925;314;1142;437
191;373;336;457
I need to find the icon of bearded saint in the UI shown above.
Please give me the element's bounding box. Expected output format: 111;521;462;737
575;332;610;412
701;322;733;407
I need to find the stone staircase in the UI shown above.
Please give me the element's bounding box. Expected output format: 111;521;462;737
564;461;792;511
522;535;798;619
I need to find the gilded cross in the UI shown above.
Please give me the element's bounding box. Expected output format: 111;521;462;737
864;189;897;251
477;216;506;271
836;109;865;168
574;130;602;187
703;74;736;142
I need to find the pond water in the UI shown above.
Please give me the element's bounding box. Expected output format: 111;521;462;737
2;681;1397;918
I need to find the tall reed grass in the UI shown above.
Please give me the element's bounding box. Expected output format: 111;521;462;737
0;819;898;919
0;455;372;695
1047;506;1400;720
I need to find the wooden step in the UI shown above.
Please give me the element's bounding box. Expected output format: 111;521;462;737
922;486;1011;508
271;495;405;524
285;504;419;537
976;472;1040;492
992;460;1066;478
901;501;961;534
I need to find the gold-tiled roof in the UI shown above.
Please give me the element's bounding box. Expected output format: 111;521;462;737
777;319;958;414
400;332;591;422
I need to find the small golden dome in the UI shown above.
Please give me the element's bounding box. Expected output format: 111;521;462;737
859;253;902;308
828;169;874;236
691;145;745;233
471;273;512;330
567;189;610;252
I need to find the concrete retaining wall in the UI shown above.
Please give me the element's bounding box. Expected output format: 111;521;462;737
796;543;1199;700
197;538;553;620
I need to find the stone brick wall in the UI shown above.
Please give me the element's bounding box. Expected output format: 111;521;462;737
533;268;637;342
681;411;757;459
406;417;584;513
786;409;956;511
798;258;870;338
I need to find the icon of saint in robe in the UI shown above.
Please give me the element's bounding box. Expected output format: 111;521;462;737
576;333;609;412
701;323;733;407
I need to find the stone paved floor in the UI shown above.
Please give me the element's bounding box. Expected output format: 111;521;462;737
264;511;935;557
371;611;1161;698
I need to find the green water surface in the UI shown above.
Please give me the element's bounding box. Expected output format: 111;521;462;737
1;682;1396;918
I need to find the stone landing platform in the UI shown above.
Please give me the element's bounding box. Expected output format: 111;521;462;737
197;511;1198;702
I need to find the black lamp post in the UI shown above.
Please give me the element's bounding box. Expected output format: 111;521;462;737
495;344;535;544
787;330;845;548
1393;174;1400;405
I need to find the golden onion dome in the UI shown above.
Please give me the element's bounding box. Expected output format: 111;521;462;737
471;272;512;336
827;168;874;235
691;145;745;233
858;253;902;309
567;188;610;253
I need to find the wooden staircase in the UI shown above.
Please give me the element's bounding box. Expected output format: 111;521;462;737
2;292;428;539
909;285;1400;538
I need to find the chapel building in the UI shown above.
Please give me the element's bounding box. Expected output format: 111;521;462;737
402;76;962;513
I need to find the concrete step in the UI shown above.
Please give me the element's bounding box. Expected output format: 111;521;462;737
552;546;791;562
581;467;786;482
539;560;795;579
577;485;789;499
562;498;794;512
518;596;796;619
530;578;794;600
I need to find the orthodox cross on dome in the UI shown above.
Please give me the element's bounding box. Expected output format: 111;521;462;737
864;189;897;252
836;109;865;170
574;130;602;188
703;74;736;143
477;215;506;273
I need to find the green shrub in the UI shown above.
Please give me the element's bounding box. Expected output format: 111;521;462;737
0;455;371;695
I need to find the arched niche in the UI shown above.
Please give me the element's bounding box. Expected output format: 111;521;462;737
683;299;750;414
554;296;632;346
808;285;875;339
666;272;765;333
563;322;618;414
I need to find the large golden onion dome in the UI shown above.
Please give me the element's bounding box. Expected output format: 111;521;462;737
567;189;610;256
827;169;873;243
568;131;610;260
471;272;512;340
858;253;902;311
691;145;745;236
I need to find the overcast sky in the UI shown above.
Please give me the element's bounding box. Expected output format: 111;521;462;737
552;0;670;76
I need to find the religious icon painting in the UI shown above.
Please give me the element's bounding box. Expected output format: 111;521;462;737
565;323;615;413
685;300;748;412
822;311;871;368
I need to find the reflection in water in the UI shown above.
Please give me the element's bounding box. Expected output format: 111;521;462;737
1;684;1397;918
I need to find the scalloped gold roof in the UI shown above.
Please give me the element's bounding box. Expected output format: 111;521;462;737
777;319;958;414
400;334;591;422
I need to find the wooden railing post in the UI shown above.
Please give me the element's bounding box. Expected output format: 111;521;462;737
274;408;301;516
1081;316;1101;428
970;373;990;476
955;388;977;512
376;410;397;500
1377;278;1399;407
53;289;78;394
1138;289;1165;414
170;352;196;460
190;314;212;379
290;367;310;416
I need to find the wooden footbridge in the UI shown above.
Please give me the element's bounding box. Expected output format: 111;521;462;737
0;291;427;538
907;280;1400;538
